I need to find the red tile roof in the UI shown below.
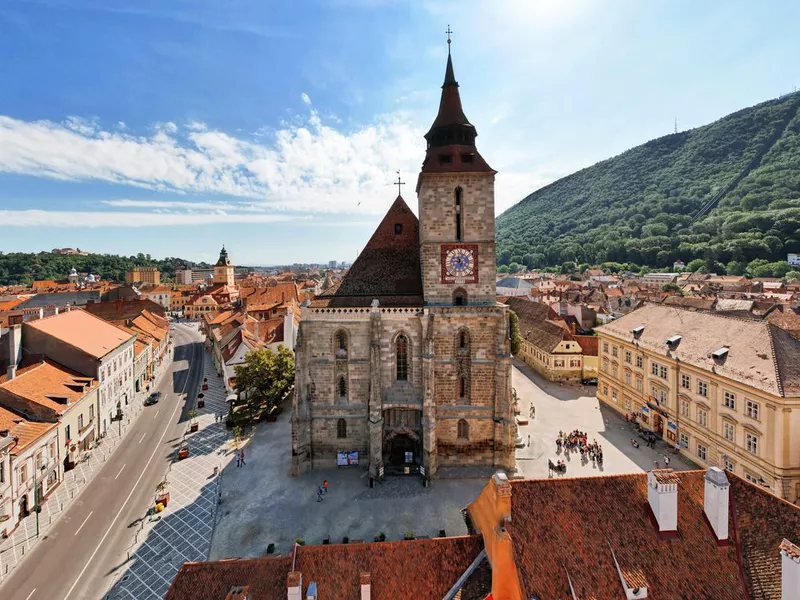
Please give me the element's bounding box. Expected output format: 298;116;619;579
165;536;485;600
24;309;134;359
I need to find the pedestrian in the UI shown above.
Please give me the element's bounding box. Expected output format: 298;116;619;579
527;434;531;447
531;405;536;418
240;448;246;466
236;451;241;468
664;455;671;468
323;479;329;494
316;486;324;502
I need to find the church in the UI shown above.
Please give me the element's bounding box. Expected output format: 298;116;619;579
291;42;516;479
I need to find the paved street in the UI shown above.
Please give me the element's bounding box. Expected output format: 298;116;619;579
0;324;204;600
511;359;697;478
103;337;236;600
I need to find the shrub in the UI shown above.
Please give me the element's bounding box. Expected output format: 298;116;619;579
404;531;415;540
374;532;386;542
294;538;305;546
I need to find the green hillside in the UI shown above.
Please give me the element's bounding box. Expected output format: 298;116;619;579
496;91;800;276
0;251;207;286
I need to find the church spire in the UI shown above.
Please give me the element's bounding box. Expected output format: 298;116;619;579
419;30;494;178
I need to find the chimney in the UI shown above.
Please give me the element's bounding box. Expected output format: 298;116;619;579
703;467;730;544
781;539;800;600
360;572;371;600
647;470;679;536
6;324;22;381
287;572;302;600
284;306;295;350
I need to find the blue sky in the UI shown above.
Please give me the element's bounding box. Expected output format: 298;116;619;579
1;0;798;265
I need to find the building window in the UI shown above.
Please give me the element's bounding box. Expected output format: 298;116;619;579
723;391;736;410
697;408;708;427
624;371;631;386
603;342;609;353
0;462;4;484
746;432;758;455
453;289;467;306
459;376;467;399
697;380;708;397
659;365;668;379
459;330;468;349
744;471;759;484
611;345;618;358
65;424;71;442
455;187;463;241
681;374;691;389
635;376;643;392
723;456;735;473
679;432;689;448
78;414;84;430
334;330;348;357
651;362;658;376
746;399;760;421
19;464;28;484
337;419;347;439
570;358;580;368
635;354;643;368
723;422;735;442
696;443;707;462
680;400;690;417
611;390;618;403
457;419;469;440
338;376;348;400
396;334;409;381
624;397;632;411
625;350;632;364
602;384;608;397
602;359;609;373
90;405;95;421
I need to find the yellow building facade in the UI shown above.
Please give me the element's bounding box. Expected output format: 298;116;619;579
125;266;161;285
596;303;800;503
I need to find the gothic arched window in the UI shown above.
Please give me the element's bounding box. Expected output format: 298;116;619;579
396;334;409;381
453;288;467;306
455;187;463;241
457;419;469;440
458;328;470;349
338;376;347;400
337;418;347;439
334;330;348;358
459;376;467;399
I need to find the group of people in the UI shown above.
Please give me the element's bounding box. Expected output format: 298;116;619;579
556;430;604;467
316;479;329;502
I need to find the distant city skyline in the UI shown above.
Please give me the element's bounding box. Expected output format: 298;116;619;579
1;0;799;263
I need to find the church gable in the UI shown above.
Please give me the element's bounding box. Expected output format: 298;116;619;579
313;196;422;307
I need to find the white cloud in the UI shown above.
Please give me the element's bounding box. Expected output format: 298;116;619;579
101;199;269;212
0;209;302;228
0;111;422;215
301;92;312;105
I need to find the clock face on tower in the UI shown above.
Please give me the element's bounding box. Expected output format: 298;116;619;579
441;244;479;284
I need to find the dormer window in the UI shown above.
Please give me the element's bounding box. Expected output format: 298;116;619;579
632;326;645;338
666;335;682;348
712;347;729;360
439;153;453;164
460;153;474;164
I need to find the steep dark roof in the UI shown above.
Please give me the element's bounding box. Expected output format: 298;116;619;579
311;196;423;308
419;50;494;179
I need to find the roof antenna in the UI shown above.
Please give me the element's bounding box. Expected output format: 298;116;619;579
446;24;453;55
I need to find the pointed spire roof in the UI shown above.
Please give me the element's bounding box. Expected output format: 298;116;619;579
311;196;422;307
215;245;232;267
419;43;494;180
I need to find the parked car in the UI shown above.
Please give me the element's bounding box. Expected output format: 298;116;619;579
145;391;161;406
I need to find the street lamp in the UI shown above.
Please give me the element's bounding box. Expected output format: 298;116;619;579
34;456;50;537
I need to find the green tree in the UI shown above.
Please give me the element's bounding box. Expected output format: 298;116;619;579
785;270;800;282
726;260;745;276
508;262;520;273
661;282;682;293
233;346;295;411
497;264;510;274
685;258;705;272
509;311;521;355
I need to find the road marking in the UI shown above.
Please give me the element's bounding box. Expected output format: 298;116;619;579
138;433;147;444
153;409;160;419
114;464;126;480
25;590;36;600
74;512;93;536
62;328;199;600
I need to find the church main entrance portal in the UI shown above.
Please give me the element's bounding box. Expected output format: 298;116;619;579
383;409;422;475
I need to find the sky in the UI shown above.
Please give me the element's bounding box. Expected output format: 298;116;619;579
1;0;799;266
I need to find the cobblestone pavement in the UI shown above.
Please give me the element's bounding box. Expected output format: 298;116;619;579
0;347;174;583
104;342;235;600
511;359;698;479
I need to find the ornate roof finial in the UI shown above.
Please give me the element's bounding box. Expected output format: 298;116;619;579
446;24;453;55
394;170;405;197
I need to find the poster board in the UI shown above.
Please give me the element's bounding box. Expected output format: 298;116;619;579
337;450;359;467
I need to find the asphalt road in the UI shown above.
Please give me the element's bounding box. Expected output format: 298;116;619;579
0;324;204;600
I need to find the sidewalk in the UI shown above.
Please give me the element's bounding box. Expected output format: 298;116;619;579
0;346;174;582
103;344;235;600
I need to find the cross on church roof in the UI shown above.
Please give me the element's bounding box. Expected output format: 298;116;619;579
394;171;405;197
446;25;453;53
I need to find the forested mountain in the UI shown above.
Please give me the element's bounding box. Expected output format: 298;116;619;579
0;251;208;286
497;91;800;276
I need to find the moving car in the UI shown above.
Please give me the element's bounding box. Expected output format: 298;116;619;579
145;391;161;406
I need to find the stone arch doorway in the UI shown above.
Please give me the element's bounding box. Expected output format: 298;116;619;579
383;421;422;472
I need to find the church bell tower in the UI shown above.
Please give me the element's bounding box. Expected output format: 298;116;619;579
214;245;235;288
417;33;497;306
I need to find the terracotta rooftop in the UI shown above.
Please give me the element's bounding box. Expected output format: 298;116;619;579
0;405;57;454
165;536;485;600
502;471;800;600
0;359;96;416
651;468;681;484
597;304;800;397
83;299;166;323
24;309;134;359
312;196;423;308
